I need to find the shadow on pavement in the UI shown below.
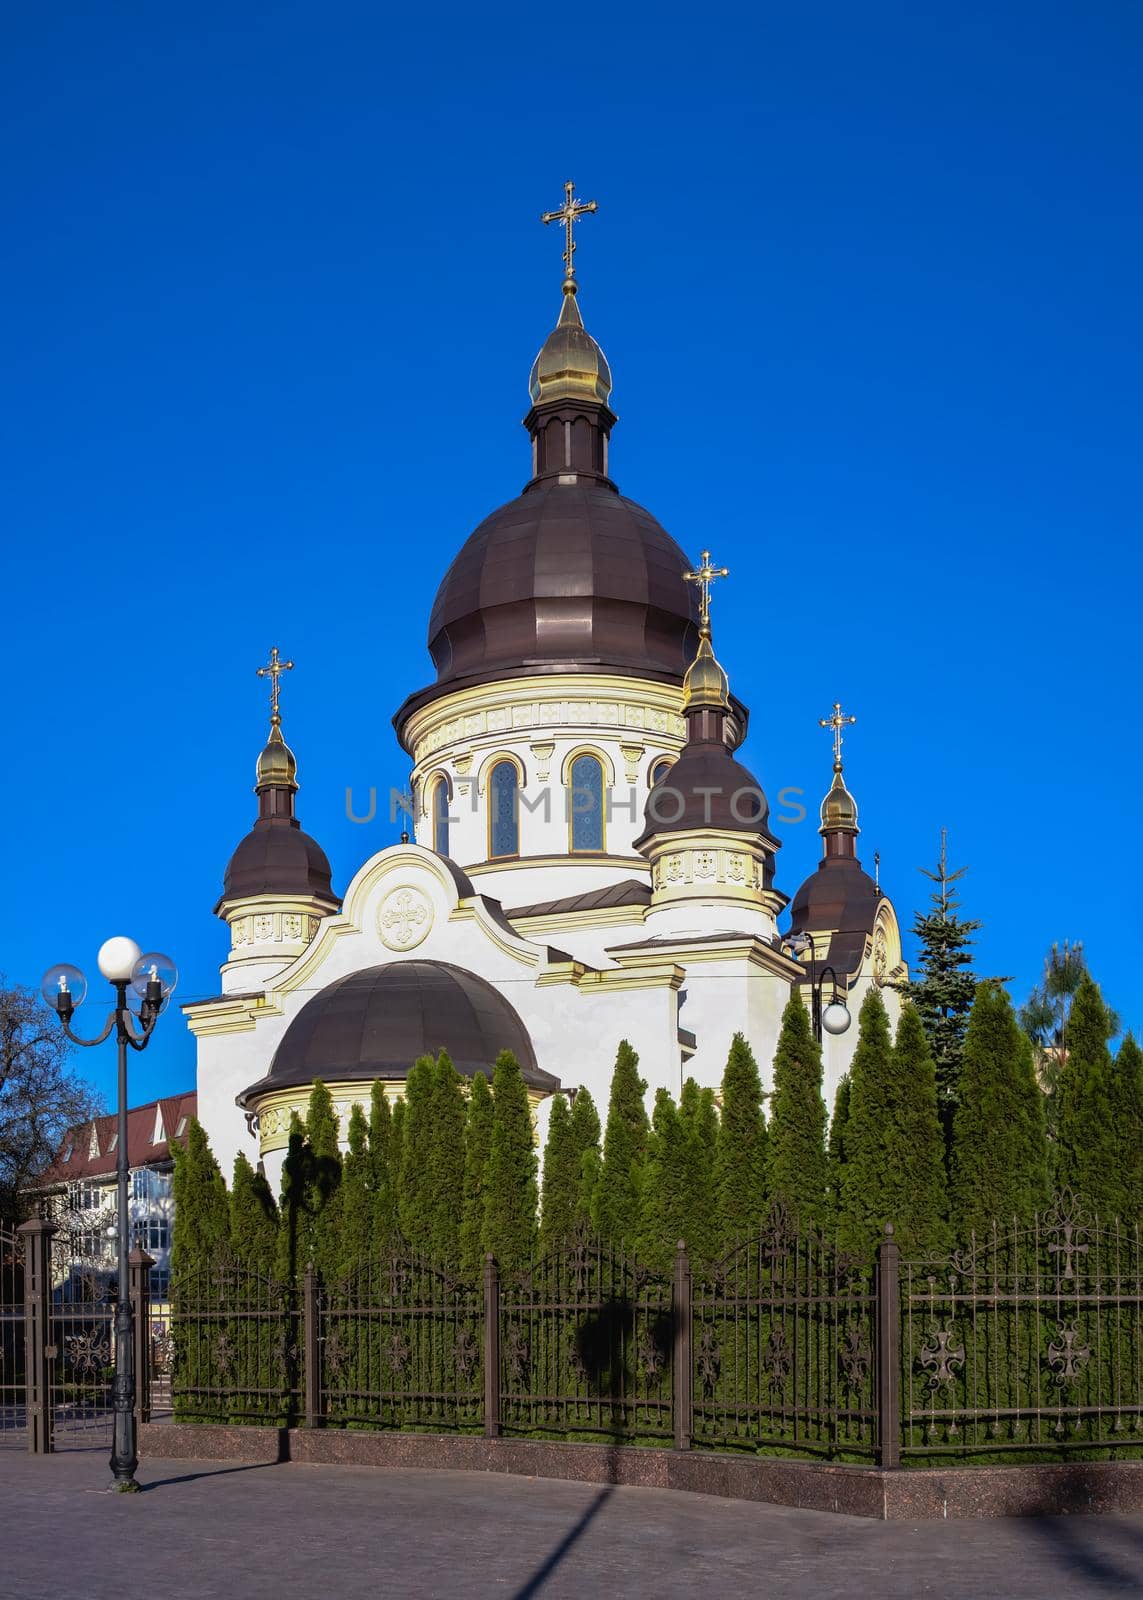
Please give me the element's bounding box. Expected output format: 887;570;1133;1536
1024;1509;1143;1591
140;1461;283;1492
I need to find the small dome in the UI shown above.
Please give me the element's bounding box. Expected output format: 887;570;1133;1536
636;740;772;845
218;819;336;910
682;632;729;710
788;856;878;939
237;960;558;1105
256;722;297;790
529;286;612;407
820;764;858;832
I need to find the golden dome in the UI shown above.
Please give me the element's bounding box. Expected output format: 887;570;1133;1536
683;628;730;710
528;284;613;408
256;719;298;791
820;762;859;832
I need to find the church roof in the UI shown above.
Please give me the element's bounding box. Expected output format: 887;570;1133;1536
237;960;556;1106
506;878;651;920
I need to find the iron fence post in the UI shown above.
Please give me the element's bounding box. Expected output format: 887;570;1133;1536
129;1247;155;1428
303;1263;321;1428
483;1253;500;1438
876;1222;901;1468
18;1218;56;1455
673;1240;692;1451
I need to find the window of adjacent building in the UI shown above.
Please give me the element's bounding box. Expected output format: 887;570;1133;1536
569;753;605;853
73;1181;103;1212
141;1217;171;1253
488;760;520;858
132;1168;172;1202
430;772;452;857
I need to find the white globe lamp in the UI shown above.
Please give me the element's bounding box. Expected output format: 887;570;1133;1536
97;936;143;983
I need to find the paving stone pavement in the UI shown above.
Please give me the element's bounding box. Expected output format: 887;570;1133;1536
1;1448;1142;1599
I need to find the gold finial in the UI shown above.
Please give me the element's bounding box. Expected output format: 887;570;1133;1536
683;550;729;632
819;700;856;766
541;180;598;291
257;646;294;726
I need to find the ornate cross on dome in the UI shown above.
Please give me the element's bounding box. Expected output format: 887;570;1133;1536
819;700;857;764
257;646;294;723
683;550;729;630
541;180;598;285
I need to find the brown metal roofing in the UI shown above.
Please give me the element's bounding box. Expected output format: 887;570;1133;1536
35;1091;197;1188
506;878;652;920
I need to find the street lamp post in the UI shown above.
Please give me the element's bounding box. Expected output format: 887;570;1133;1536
780;932;851;1043
41;937;177;1491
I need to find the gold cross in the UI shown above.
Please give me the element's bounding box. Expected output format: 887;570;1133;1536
683;550;729;630
819;701;857;764
541;179;598;284
256;646;294;723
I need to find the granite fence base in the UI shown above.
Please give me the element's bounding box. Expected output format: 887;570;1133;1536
137;1423;1143;1520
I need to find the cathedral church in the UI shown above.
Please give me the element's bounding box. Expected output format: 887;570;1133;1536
187;185;906;1187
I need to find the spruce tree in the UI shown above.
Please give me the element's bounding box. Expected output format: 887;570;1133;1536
539;1094;578;1254
713;1032;767;1247
428;1052;467;1267
460;1070;494;1274
483;1050;538;1271
171;1118;229;1286
839;993;948;1257
229;1151;279;1275
767;996;830;1230
900;830;981;1117
397;1056;435;1251
368;1082;396;1248
1055;976;1122;1216
949;981;1050;1240
1111;1035;1143;1221
568;1087;601;1228
336;1104;375;1283
637;1089;688;1271
678;1078;718;1262
592;1040;649;1247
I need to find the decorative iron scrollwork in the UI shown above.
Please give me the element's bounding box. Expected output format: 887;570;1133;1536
1046;1320;1092;1386
1045;1189;1090;1284
917;1323;965;1392
763;1325;791;1390
636;1326;665;1382
65;1331;110;1376
324;1328;348;1379
386;1331;411;1373
454;1328;478;1381
214;1332;235;1379
505;1326;530;1386
697;1324;720;1393
838;1324;871;1391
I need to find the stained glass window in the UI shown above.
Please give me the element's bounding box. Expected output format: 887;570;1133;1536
489;761;519;857
569;753;605;852
432;774;451;856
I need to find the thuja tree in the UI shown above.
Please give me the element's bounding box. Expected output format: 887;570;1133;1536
229;1152;279;1275
170;1119;230;1421
397;1056;435;1252
539;1093;577;1254
303;1081;343;1282
592;1040;648;1248
767;996;829;1230
1055;976;1125;1216
428;1052;467;1268
900;830;980;1121
678;1078;718;1262
1112;1036;1143;1220
713;1032;767;1248
460;1070;494;1274
949;982;1050;1239
637;1089;689;1272
827;1076;851;1218
483;1050;538;1271
368;1083;397;1249
335;1105;375;1284
839;994;948;1257
569;1087;602;1228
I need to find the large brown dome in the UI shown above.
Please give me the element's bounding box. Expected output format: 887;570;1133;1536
418;479;699;696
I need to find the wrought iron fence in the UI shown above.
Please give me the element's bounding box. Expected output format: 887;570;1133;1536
901;1191;1143;1455
49;1230;115;1449
169;1256;298;1425
313;1251;483;1430
691;1207;879;1458
0;1225;25;1449
498;1234;674;1443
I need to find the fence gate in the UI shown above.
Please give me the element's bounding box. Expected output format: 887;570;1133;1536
49;1230;115;1449
0;1225;26;1449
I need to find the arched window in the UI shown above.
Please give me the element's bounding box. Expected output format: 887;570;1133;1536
569;752;605;853
488;760;520;858
650;757;673;787
430;773;452;856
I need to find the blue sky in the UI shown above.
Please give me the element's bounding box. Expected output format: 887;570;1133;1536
3;2;1140;1107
